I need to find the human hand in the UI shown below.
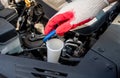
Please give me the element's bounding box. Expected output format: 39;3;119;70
44;0;109;36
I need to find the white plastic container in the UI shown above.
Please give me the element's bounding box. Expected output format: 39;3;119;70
46;38;64;63
0;37;23;54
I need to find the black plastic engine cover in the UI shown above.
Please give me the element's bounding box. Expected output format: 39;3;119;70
92;23;120;77
0;18;17;43
0;50;117;78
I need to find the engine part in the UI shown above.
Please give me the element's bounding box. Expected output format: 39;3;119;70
62;33;83;57
16;1;44;32
23;33;45;48
22;29;56;48
0;18;22;54
59;32;84;66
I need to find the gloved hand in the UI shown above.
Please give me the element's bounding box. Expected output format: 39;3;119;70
44;0;109;36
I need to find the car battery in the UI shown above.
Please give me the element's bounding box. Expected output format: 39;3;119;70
0;18;22;54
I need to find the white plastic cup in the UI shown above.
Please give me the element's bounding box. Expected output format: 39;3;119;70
46;38;64;63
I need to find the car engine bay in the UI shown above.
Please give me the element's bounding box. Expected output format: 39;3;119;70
0;0;120;78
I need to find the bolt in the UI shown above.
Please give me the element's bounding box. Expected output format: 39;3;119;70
31;33;35;38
